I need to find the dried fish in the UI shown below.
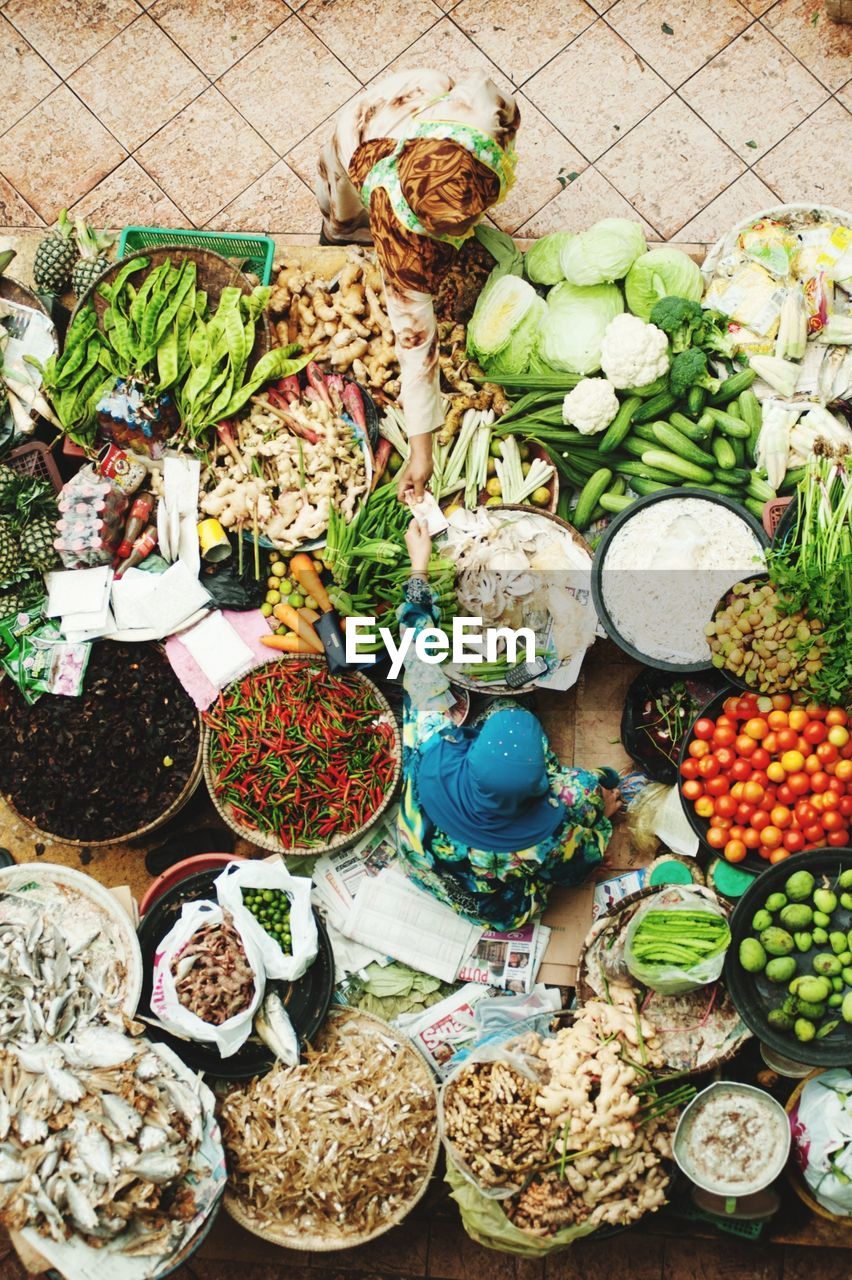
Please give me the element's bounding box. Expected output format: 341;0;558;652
220;1009;436;1241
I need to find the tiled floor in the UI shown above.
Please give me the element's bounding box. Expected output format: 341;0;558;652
0;0;849;240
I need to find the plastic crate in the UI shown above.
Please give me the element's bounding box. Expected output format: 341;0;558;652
762;496;793;539
118;227;275;284
6;441;63;493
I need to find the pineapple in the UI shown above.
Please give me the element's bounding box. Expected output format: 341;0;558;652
71;218;115;298
0;572;43;622
0;520;19;582
33;210;78;293
0;465;17;506
19;516;58;572
0;474;58;574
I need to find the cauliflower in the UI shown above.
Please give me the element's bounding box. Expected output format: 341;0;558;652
600;313;670;390
562;378;619;435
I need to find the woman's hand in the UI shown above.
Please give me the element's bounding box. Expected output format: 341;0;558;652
398;433;434;502
405;516;433;576
602;787;623;820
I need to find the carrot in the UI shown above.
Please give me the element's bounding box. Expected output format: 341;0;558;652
289;553;332;613
272;601;324;653
298;606;320;623
260;633;316;653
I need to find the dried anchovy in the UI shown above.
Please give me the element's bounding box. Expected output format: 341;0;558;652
171;914;254;1026
219;1010;436;1239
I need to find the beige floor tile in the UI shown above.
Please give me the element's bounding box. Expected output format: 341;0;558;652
741;0;776;11
0;85;126;223
219;18;359;154
452;0;595;86
207;159;319;232
525;20;669;162
607;0;752;87
597;95;745;237
300;0;442;84
68;156;187;229
839;79;852;112
586;0;617;9
516;165;656;238
754;97;852;209
3;0;139;78
136;86;276;225
680;25;827;160
0;175;43;228
763;0;852;90
285;114;335;190
377;17;513;90
69;16;206;152
0;15;59;136
151;0;289;79
676;170;779;244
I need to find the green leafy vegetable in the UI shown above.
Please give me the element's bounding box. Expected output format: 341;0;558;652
560;217;647;286
625;247;703;320
669;348;720;398
524;231;573;285
467;273;541;362
534;280;624;376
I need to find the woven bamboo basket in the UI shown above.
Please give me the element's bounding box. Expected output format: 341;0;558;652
785;1072;852;1226
203;656;402;857
71;245;271;369
223;1007;440;1250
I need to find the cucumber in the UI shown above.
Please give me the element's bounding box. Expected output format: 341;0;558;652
709;367;756;404
599;492;633;513
711;436;738;470
745;497;767;520
685;480;740;497
628;477;672;496
669;411;711;442
607;476;627;497
780;465;807;495
730;433;746;467
715;466;751;486
686;386;707;417
698;411;715;432
556;489;572;522
598;395;643;454
574;468;614;530
620;434;655;458
632;392;677;423
559;450;602;478
615;460;682;483
707;407;751;438
631;422;660;442
747;472;776;502
640;449;715;483
651;421;717;467
739;387;762;456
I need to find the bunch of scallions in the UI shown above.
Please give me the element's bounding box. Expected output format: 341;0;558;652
768;443;852;705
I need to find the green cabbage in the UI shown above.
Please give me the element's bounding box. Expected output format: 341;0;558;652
479;296;546;379
467;273;539;360
534;281;624;375
524;232;573;285
560;218;646;286
625;247;703;320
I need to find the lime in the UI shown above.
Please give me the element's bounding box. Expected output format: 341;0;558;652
305;595;317;610
531;487;550;506
489;439;502;458
260;602;273;617
265;589;281;605
485;477;502;497
289;593;305;609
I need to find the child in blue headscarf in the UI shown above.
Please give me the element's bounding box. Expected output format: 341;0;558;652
396;518;620;931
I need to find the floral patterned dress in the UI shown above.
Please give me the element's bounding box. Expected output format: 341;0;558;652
396;588;611;931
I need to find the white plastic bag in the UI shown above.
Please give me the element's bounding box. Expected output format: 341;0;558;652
624;885;730;995
791;1068;852;1217
215;860;317;982
151;900;265;1058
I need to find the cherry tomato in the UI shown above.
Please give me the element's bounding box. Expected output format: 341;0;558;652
682;779;704;801
689;739;711;759
803;720;828;744
816;742;839;765
714;794;738;819
820;789;841;810
827;829;850;847
767;710;789;730
744;717;768;740
777;728;799;751
735;735;758;758
783;830;805;852
837;760;852;784
803;823;826;844
780;750;806;773
787;771;811;796
680;758;700;780
770;805;793;829
795;801;818;825
715;816;734;830
731;781;746;800
805;754;822;775
715;715;738;730
761;825;783;849
757;847;774;860
839;796;852;818
730;759;752;782
714;747;736;771
771;694;792;711
713;726;736;749
750;748;771;771
729;825;747;842
742;781;765;805
767;761;787;784
829;726;851;749
722;697;741;718
769;849;791;864
823;810;845;832
776;784;796;807
804;701;828;720
692;718;716;740
737;695;760;718
725;839;747;863
810;771;832;794
695;796;715;819
706;776;730;797
826;708;848;727
749;770;769;788
707;827;728;849
762;731;780;755
736;802;755;824
788;707;809;731
697;755;720;779
751;809;771;832
743;829;762;850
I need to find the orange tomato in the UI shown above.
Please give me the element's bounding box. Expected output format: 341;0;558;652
707;827;728;849
771;694;792;711
816;742;839;765
743;829;762;849
835;760;852;783
823;810;845;832
751;809;771;831
804;701;827;720
735;735;758;758
744;717;769;740
697;755;720;778
826;708;848;727
767;761;787;784
689;739;711;759
783;829;804;852
770;805;793;829
788;707;809;731
767;710;789;730
695;796;715;819
742;781;766;805
724;839;747;863
769;849;791;864
713;725;736;748
829;726;850;749
761;825;783;849
762;731;780;754
731;781;746;800
722;697;741;718
805;754;822;774
810;771;832;794
787;771;811;796
780;749;806;773
682;780;704;801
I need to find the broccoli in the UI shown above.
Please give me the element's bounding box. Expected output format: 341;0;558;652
669;348;720;398
649;296;705;353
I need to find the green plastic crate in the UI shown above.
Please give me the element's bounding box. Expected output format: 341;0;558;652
118;226;275;284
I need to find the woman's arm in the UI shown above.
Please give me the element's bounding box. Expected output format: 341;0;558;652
381;278;441;500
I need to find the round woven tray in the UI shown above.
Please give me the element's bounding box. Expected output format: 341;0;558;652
203;656;402;857
3;727;204;849
576;882;750;1074
785;1072;852;1226
72;245;270;368
222;1007;440;1250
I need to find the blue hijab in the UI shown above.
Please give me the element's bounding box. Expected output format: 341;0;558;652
416;707;566;853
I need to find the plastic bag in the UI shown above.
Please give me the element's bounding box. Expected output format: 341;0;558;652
201;551;267;611
625;781;672;859
215;860;317;982
151;900;264;1057
624;885;729;995
790;1068;852;1217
